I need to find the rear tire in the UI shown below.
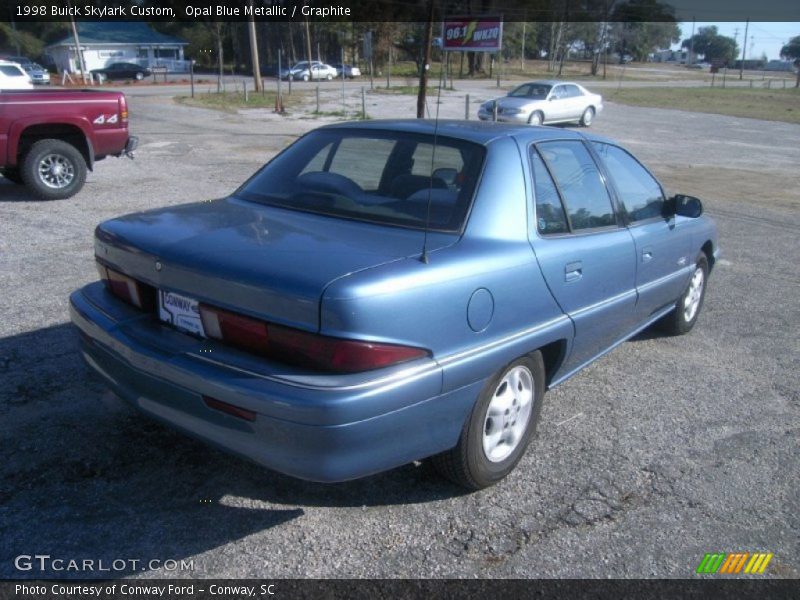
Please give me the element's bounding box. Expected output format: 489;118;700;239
580;106;595;127
659;253;708;335
432;352;545;490
135;72;144;81
21;139;87;200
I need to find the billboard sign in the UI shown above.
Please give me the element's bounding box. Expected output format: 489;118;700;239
442;18;503;52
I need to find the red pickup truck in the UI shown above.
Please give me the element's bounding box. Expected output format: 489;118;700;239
0;88;137;199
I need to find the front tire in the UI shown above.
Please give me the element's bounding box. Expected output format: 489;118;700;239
302;74;309;82
135;72;144;81
528;111;544;126
326;73;333;81
21;139;87;200
580;106;595;127
432;353;545;490
659;254;709;335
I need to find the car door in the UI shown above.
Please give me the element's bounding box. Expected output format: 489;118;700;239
528;140;638;375
562;84;585;120
546;85;569;122
591;142;693;322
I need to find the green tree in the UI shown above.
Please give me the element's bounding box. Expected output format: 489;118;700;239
779;35;800;88
682;26;738;67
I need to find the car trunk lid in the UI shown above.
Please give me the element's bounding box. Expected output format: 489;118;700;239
95;196;454;330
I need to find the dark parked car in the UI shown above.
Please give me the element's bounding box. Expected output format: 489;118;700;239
70;120;718;489
91;62;151;83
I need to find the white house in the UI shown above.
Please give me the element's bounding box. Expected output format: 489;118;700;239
45;22;189;74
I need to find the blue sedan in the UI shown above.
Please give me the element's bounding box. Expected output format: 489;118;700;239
70;120;719;489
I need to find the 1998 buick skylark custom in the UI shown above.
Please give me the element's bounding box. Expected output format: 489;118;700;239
70;120;718;489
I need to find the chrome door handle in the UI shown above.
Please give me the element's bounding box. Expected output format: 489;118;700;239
565;261;583;282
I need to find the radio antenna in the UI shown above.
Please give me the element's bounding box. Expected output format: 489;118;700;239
420;3;446;265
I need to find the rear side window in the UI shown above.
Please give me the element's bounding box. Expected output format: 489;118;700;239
537;141;616;231
593;142;665;222
530;149;568;234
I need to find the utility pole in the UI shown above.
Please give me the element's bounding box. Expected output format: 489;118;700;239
67;1;87;81
739;19;749;80
248;0;263;92
304;13;313;80
416;0;435;119
688;18;695;64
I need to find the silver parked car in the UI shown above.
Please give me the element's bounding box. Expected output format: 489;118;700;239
283;61;338;82
478;80;603;127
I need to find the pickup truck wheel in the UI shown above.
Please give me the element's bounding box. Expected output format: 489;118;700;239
21;139;87;200
432;352;545;490
1;168;24;184
659;253;708;335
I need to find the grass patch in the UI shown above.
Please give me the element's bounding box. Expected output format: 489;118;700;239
606;86;800;124
175;90;304;112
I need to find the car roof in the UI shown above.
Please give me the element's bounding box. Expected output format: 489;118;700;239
318;119;596;146
511;80;576;87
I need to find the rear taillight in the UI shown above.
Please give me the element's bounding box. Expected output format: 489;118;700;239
200;305;269;355
119;95;128;123
199;303;429;373
97;262;155;310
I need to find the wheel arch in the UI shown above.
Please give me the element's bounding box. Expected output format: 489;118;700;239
16;123;94;171
536;338;568;388
701;240;715;272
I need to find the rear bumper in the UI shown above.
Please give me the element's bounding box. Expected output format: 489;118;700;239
123;136;138;157
69;284;478;482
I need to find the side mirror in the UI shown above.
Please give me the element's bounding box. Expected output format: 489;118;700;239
665;194;703;218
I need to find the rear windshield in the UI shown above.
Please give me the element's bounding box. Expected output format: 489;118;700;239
236;129;485;232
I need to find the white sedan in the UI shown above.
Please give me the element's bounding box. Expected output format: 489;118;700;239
478;80;603;127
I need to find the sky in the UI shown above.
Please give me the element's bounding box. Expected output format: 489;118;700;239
673;22;800;60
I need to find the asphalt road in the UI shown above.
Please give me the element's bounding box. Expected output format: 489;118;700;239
0;89;797;579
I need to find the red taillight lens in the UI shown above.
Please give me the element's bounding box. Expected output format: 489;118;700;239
200;304;269;355
269;324;428;373
119;96;128;123
198;304;429;373
97;262;155;310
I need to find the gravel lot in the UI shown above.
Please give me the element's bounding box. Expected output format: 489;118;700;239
0;83;797;579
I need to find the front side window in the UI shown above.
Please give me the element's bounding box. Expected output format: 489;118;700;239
237;129;485;232
537;141;616;231
509;83;551;99
593;143;665;222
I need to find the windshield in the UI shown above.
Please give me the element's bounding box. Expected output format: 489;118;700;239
508;83;552;99
236;129;485;232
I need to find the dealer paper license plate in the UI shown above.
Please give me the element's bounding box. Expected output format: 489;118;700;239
158;290;205;337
